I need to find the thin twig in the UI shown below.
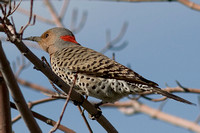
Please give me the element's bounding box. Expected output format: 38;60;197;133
70;9;88;34
41;56;65;95
43;0;63;27
177;0;200;11
12;97;59;123
17;78;57;95
10;102;75;133
142;95;168;102
59;0;70;19
49;73;78;133
77;105;93;133
175;80;190;91
19;0;36;37
142;86;200;96
100;22;128;53
17;7;54;25
14;55;31;77
158;100;168;111
7;0;22;17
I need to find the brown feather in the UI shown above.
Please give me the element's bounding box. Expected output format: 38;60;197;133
53;45;158;87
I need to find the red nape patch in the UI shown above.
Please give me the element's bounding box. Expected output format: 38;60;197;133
60;35;78;44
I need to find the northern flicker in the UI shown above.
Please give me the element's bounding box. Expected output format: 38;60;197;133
25;27;193;105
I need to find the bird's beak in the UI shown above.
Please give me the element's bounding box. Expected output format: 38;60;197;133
23;36;41;42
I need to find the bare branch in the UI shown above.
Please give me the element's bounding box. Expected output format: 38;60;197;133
0;41;42;132
70;9;88;34
77;105;93;133
43;0;63;27
157;100;168;111
7;0;22;17
59;0;70;19
137;86;199;102
12;97;59;124
19;0;36;37
49;73;78;133
141;86;200;96
0;70;12;133
177;0;200;11
14;55;31;77
10;101;75;133
17;78;57;95
103;100;200;133
41;56;66;95
17;7;54;25
100;22;128;53
141;95;168;102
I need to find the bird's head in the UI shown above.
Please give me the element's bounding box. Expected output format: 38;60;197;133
24;27;79;54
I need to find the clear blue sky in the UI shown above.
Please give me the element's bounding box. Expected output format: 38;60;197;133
2;0;200;132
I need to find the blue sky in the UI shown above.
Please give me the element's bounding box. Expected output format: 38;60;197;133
2;0;200;132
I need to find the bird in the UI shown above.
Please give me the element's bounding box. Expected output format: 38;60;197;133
24;27;193;105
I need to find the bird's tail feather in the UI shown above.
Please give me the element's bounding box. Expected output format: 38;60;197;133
152;87;195;105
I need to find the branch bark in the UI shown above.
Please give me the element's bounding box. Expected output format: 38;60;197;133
0;42;42;133
0;71;12;133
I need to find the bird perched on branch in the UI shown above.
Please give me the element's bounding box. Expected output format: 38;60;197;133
25;27;193;105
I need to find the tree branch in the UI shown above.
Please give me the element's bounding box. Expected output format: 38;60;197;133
17;7;54;25
178;0;200;11
0;42;42;133
0;71;12;133
17;78;56;95
59;0;70;19
12;97;59;123
43;0;63;27
10;102;75;133
100;22;128;54
103;100;200;133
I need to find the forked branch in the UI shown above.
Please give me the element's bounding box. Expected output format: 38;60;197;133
100;22;128;53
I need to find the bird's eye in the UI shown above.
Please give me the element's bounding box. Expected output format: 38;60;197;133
45;33;49;38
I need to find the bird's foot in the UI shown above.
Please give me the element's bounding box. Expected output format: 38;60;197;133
89;101;106;120
89;108;102;120
72;95;85;106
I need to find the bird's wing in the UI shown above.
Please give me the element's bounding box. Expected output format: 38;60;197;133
53;45;158;87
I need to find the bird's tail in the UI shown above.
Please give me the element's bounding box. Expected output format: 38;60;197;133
152;87;194;105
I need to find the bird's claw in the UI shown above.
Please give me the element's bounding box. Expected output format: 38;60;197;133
89;108;102;120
